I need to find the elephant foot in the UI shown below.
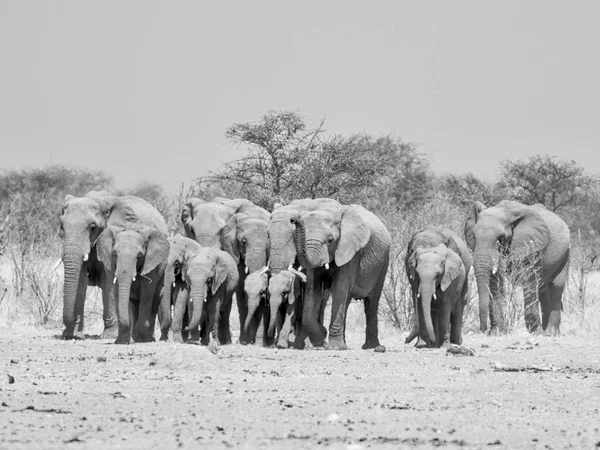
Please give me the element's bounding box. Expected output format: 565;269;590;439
159;331;169;342
172;332;184;344
99;325;119;340
134;335;155;343
488;326;500;336
276;338;289;349
325;338;347;351
362;338;382;350
114;336;134;345
218;330;232;345
544;324;561;337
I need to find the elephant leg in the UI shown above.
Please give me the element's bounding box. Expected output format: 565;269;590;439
64;268;88;340
236;275;251;344
326;272;352;351
488;273;502;334
100;276;118;339
362;268;385;351
277;303;294;349
405;293;420;344
217;295;233;345
204;298;218;348
437;297;452;347
134;283;156;343
450;296;465;345
171;287;188;343
544;266;566;336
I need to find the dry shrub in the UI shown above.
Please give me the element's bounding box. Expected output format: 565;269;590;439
21;258;63;326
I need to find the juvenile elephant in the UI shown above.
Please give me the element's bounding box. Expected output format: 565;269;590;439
293;203;391;351
96;223;169;344
268;268;306;349
183;247;239;348
160;234;202;342
243;270;271;346
221;211;270;344
405;226;472;347
58;192;167;340
465;200;570;335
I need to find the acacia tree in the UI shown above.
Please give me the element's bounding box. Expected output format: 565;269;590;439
499;154;598;212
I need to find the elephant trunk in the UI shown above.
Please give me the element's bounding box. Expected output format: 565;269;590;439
293;219;323;269
62;236;90;337
474;251;494;332
418;284;437;347
244;296;260;333
301;282;326;346
268;296;282;337
188;284;207;331
116;274;134;340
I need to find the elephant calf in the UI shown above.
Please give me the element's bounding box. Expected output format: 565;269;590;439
405;226;472;348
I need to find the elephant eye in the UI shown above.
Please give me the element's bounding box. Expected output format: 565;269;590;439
206;277;213;285
241;237;247;246
327;235;334;244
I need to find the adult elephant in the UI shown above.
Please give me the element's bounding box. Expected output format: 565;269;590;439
404;226;471;347
96;222;169;344
293;203;391;351
465;200;570;335
58;191;166;339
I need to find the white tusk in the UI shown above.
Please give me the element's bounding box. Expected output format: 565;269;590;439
132;275;136;281
52;258;62;270
113;276;117;285
417;292;421;298
298;266;302;271
288;264;294;271
204;297;207;303
325;263;329;270
433;293;437;300
492;265;498;275
259;266;270;275
83;253;89;262
245;265;249;274
172;281;176;288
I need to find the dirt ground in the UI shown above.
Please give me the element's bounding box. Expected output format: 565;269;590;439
1;325;599;450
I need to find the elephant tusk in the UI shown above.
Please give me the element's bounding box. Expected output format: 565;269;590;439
298;265;302;271
113;276;117;285
245;265;249;274
52;258;63;270
325;263;329;270
132;275;136;282
433;293;437;300
172;281;176;288
259;266;270;275
288;264;294;271
492;264;498;275
83;253;89;262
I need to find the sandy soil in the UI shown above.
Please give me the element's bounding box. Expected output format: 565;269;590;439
1;326;599;450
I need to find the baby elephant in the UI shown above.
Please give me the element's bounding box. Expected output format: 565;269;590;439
405;226;472;347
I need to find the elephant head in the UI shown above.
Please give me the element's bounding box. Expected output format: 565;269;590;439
268;199;340;272
243;269;269;334
97;224;169;342
185;248;239;332
293;204;370;270
221;213;269;273
267;269;303;339
162;235;201;334
464;200;550;332
181;199;235;248
58;192;117;337
406;243;464;347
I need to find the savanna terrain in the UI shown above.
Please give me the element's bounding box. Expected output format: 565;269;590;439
1;319;599;450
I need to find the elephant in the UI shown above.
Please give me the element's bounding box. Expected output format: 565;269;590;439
96;222;169;344
183;247;239;348
181;197;269;344
160;234;203;343
293;202;391;351
404;226;472;347
243;270;272;346
465;200;570;335
267;268;307;349
58;191;167;340
221;211;270;344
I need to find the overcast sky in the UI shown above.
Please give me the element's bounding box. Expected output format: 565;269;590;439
1;1;599;193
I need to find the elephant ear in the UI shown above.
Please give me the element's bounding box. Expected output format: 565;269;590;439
108;198;138;227
181;198;204;229
220;213;241;264
506;203;551;257
212;252;230;295
335;205;371;267
96;226;119;273
464;201;485;251
141;229;169;276
441;248;464;292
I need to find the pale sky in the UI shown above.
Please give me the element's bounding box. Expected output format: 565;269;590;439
1;1;599;193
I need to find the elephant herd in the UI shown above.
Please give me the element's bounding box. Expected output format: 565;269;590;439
57;190;570;350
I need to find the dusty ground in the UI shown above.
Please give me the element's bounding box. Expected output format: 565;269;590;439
1;326;599;450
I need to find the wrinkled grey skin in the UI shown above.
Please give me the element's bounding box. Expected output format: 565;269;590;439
267;270;305;349
293;203;391;351
58;192;167;340
243;271;271;347
221;211;270;344
405;226;471;348
465;200;570;335
184;247;238;348
96;223;169;344
181;198;269;344
160;235;202;343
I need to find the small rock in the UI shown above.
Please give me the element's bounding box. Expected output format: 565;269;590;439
327;413;341;423
7;374;15;384
97;356;107;363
